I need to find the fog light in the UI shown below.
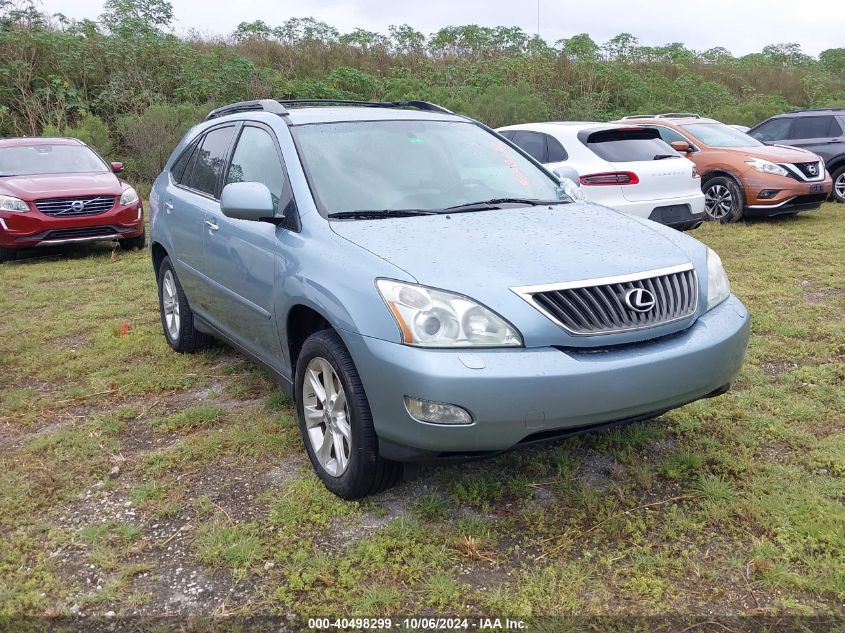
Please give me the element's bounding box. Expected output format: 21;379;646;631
758;189;779;200
404;396;472;425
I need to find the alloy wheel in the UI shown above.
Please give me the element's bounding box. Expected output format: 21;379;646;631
302;357;352;477
162;269;181;341
835;172;845;200
704;184;733;220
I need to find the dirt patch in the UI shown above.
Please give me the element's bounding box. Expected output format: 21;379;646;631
760;360;799;376
799;279;845;305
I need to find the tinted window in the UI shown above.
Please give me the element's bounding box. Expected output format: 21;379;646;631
171;139;199;185
498;130;515;140
750;118;792;142
291;120;562;216
680;123;762;148
546;134;568;162
647;125;691;146
225;126;287;210
511;131;547;162
188;126;236;196
791;116;839;139
584;128;679;162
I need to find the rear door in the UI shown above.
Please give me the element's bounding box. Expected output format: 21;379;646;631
203;123;292;365
582;128;699;202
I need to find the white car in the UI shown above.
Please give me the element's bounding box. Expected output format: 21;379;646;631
497;122;706;230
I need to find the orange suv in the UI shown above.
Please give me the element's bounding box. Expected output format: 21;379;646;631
618;114;832;222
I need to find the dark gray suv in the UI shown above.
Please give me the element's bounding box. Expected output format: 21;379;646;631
748;108;845;203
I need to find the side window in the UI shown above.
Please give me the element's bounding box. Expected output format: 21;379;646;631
749;118;792;142
225;126;287;211
187;125;237;197
648;125;691;146
511;131;547;163
171;139;199;185
832;118;844;137
498;130;514;141
545;134;568;162
789;116;836;139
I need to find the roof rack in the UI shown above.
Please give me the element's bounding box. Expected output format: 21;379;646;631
278;99;453;114
620;112;702;120
787;107;845;113
205;99;288;121
205;99;453;121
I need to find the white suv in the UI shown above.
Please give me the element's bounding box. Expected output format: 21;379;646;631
497;122;706;231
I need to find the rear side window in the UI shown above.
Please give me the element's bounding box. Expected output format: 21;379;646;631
583;128;676;162
791;116;840;139
171;139;199;185
510;131;547;162
188;125;237;197
546;135;568;162
646;125;691;146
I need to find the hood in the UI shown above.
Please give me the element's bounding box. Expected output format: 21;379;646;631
331;203;695;297
723;144;819;163
0;172;122;200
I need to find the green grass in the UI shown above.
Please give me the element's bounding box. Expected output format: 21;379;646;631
1;205;844;616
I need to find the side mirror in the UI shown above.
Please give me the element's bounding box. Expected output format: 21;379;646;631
220;182;276;222
110;161;124;173
552;166;586;202
670;141;693;153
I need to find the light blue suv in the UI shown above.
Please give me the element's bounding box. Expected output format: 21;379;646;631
149;99;750;499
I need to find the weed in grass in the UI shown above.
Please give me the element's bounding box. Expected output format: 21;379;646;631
694;473;736;503
153;404;223;432
412;494;448;522
423;572;463;607
194;521;264;575
350;584;402;616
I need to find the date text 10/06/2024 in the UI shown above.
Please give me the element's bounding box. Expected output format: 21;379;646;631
307;618;527;630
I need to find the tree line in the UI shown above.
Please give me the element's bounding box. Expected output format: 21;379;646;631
1;0;844;189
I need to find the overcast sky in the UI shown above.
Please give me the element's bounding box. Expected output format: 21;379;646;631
41;0;844;57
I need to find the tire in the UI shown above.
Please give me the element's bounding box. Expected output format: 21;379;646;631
702;175;745;223
295;329;402;500
119;229;146;251
832;166;845;204
0;246;17;263
157;256;211;353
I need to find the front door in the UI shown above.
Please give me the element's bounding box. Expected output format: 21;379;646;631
203;123;292;367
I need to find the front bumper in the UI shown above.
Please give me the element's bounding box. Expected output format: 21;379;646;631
744;173;832;216
344;295;749;460
0;201;144;249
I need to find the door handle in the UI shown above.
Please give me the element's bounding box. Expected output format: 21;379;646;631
204;220;219;232
164;201;174;213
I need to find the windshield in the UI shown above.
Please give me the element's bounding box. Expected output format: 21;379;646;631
0;144;109;177
291;120;565;216
680;123;763;148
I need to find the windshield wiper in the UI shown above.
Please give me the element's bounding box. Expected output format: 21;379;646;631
442;197;567;213
328;209;440;220
653;154;680;160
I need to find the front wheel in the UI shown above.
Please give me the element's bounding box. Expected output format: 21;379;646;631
703;176;745;223
295;329;402;500
832;166;845;204
119;229;146;251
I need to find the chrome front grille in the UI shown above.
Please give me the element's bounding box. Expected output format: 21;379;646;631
35;195;116;216
781;161;823;181
513;265;698;335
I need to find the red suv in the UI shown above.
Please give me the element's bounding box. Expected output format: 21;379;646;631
0;137;145;262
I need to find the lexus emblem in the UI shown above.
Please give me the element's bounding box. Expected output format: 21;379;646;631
624;288;656;313
70;200;85;212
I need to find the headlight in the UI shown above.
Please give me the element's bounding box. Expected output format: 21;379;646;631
120;187;139;205
0;195;29;212
745;157;788;177
376;279;523;348
706;248;731;310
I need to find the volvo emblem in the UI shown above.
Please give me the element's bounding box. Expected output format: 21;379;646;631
70;200;85;212
624;288;656;313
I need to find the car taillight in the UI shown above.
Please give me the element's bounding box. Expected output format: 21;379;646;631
692;166;700;179
579;172;640;186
